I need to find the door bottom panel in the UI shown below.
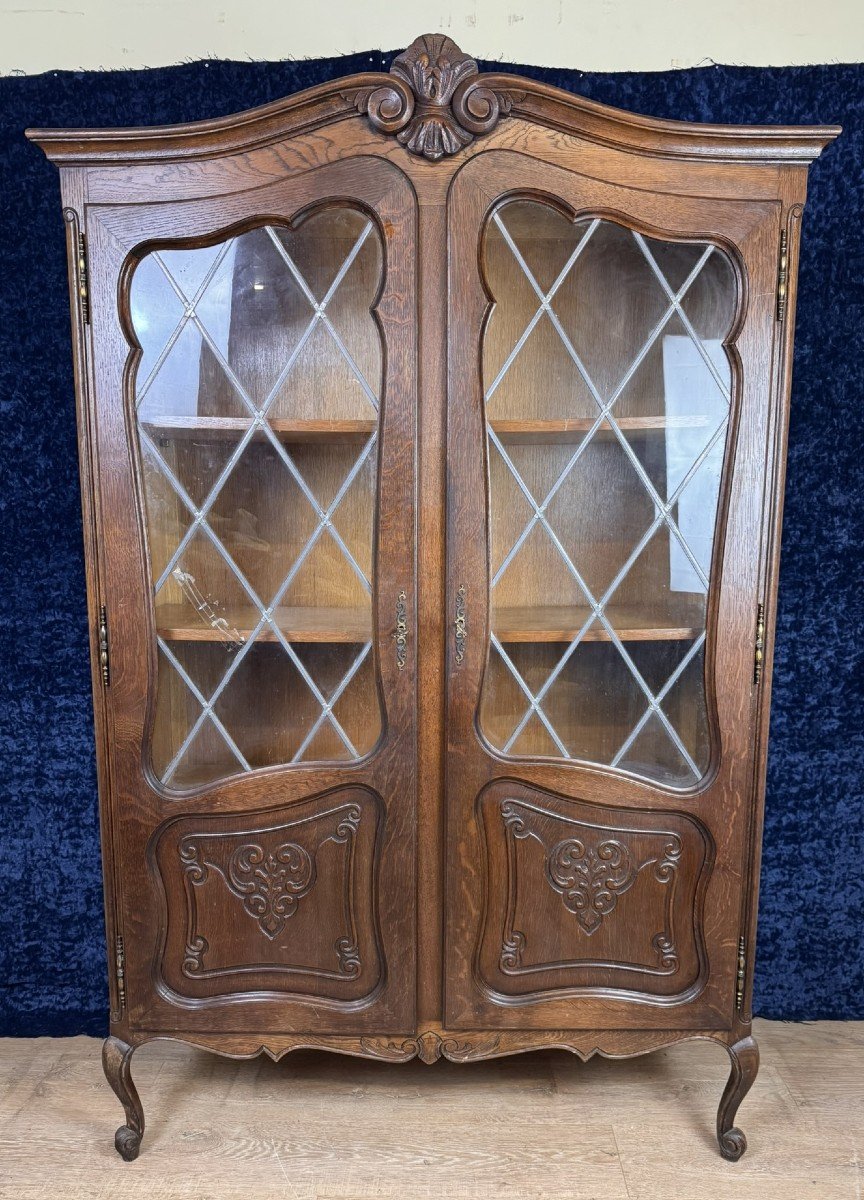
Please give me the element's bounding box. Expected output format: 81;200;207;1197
447;779;719;1027
151;788;384;1008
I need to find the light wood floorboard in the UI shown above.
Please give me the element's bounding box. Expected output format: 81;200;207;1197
0;1019;861;1199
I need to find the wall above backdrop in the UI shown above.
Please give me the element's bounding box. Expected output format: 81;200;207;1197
2;0;863;73
0;49;861;1041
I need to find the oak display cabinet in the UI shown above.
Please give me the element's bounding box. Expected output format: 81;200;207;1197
28;35;839;1162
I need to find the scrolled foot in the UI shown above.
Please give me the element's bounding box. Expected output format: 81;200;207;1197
716;1034;759;1161
102;1036;145;1161
114;1125;142;1162
718;1126;747;1162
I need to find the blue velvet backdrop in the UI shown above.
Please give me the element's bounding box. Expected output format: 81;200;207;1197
1;51;862;1035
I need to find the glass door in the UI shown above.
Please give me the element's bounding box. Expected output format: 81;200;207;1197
131;208;384;788
444;152;777;1031
86;158;417;1033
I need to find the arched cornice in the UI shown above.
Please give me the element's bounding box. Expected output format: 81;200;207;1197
27;34;840;167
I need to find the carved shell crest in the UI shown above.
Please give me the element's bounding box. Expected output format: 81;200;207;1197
344;33;523;161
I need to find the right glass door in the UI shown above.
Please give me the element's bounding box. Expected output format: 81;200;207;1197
478;198;737;788
445;151;777;1031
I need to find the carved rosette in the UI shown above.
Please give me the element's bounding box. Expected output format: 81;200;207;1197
344;34;523;161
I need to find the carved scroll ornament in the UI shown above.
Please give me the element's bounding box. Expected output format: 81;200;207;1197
344;34;524;161
177;802;364;979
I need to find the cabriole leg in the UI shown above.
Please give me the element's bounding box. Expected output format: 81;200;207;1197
716;1034;759;1161
101;1036;145;1161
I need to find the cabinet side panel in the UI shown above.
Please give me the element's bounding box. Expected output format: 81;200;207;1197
741;177;810;1024
59;169;127;1025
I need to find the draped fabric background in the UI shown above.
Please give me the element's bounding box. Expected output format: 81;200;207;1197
1;51;861;1035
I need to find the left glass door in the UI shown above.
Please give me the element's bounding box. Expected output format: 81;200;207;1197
87;158;417;1034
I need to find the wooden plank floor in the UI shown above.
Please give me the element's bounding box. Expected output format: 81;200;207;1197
0;1020;861;1199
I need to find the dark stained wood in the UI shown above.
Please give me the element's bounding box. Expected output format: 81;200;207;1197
717;1034;760;1160
444;146;793;1035
28;34;839;1162
46;157;420;1043
474;780;713;1003
101;1036;144;1161
156;788;383;1003
414;183;448;1030
27;46;839;167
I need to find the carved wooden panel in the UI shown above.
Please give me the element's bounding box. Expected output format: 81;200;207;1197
476;781;713;1004
152;787;383;1005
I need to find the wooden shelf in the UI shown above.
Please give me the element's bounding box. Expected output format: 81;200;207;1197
145;416;376;444
490;416;711;445
143;414;711;447
156;604;372;644
494;603;704;643
157;602;702;646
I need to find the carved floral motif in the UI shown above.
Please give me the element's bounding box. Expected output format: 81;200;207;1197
390;34;477;159
180;837;315;940
546;837;637;935
344;34;524;161
227;841;314;939
359;1031;503;1063
177;803;365;979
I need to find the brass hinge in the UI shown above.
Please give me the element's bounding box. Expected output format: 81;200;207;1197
98;604;110;686
735;935;746;1011
77;232;90;324
776;229;789;322
115;934;126;1013
753;602;765;685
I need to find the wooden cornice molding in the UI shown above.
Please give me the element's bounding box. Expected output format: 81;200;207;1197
27;34;840;167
